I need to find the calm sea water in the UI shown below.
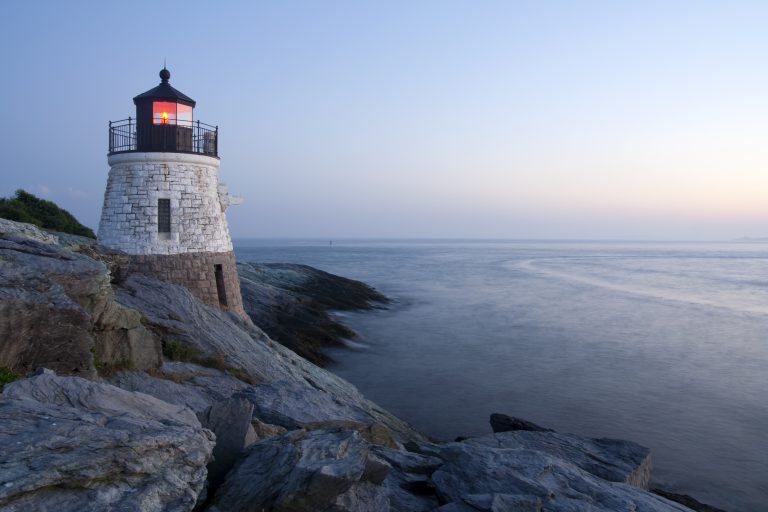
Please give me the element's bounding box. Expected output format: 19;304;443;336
235;240;768;511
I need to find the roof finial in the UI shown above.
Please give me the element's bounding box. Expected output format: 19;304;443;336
159;60;170;83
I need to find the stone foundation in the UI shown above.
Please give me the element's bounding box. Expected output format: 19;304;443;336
126;250;245;317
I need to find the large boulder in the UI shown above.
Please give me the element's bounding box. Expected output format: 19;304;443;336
0;221;161;376
370;445;443;511
198;396;258;493
0;371;215;512
207;428;391;512
430;441;691;512
463;430;653;488
206;424;686;512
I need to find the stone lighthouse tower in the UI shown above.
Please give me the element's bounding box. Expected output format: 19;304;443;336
99;67;245;316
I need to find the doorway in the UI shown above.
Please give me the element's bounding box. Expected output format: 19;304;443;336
214;264;228;307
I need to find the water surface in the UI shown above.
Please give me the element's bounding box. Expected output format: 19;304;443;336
235;239;768;511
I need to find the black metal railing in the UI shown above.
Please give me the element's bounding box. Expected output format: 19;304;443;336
108;117;218;157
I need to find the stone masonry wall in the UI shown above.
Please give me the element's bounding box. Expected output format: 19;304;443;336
98;152;234;255
127;250;245;317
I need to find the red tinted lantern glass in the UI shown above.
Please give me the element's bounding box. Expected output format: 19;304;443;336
153;101;177;125
177;104;193;127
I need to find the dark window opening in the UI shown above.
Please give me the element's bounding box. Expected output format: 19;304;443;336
215;264;228;307
158;199;171;233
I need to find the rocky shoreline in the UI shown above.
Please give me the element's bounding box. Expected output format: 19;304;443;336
238;261;389;366
0;218;724;511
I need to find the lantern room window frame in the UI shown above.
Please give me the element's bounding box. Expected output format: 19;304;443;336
152;101;193;127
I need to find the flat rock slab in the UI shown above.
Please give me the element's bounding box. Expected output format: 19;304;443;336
235;379;374;429
431;442;692;512
463;430;653;487
0;372;214;512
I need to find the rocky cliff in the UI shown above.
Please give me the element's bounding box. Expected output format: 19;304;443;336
0;219;705;511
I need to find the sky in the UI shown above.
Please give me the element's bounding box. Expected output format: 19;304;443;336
1;1;767;240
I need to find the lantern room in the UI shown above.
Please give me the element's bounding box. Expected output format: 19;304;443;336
108;67;218;156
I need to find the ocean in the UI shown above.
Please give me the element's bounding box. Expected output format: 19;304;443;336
234;239;768;511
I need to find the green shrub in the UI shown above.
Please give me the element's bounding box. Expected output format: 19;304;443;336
0;189;95;238
0;367;22;392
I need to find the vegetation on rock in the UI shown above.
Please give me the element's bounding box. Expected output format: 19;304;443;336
0;367;22;392
163;340;255;384
0;189;95;238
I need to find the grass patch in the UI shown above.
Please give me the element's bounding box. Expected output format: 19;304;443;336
0;367;22;392
90;346;136;377
228;366;258;385
163;340;203;362
196;353;228;370
146;367;193;384
162;340;256;385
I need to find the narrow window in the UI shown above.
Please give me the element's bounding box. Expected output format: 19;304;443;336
215;264;228;307
158;199;171;233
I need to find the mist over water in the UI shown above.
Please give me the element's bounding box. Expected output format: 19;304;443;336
235;240;768;512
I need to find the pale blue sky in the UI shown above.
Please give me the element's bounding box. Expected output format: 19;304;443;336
1;1;767;239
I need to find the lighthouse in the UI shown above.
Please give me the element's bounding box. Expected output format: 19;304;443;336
99;67;245;316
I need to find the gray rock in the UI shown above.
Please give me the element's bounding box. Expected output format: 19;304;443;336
431;442;691;512
0;372;215;512
198;397;257;492
489;413;553;433
251;417;289;439
435;494;543;512
371;445;443;511
115;274;424;443
237;262;388;366
403;439;446;458
464;430;653;488
0;218;57;244
652;489;728;512
207;428;390;512
235;379;375;429
0;218;95;249
302;420;402;450
108;363;250;414
0;229;161;377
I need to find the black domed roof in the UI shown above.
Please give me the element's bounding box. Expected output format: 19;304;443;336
133;68;196;107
